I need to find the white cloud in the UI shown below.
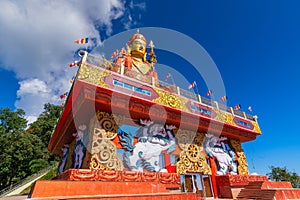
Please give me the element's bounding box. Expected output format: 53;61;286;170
0;0;142;122
17;79;49;96
15;79;59;118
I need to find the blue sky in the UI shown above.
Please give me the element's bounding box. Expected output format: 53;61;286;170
1;0;300;176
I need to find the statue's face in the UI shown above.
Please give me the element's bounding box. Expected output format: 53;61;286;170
130;39;146;55
149;123;166;136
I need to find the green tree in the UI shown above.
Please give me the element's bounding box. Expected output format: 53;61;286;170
267;166;300;188
27;103;62;144
0;104;62;190
0;108;27;134
0;132;48;189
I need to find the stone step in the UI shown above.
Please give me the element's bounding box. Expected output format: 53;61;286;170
245;181;265;189
237;189;276;199
29;192;199;200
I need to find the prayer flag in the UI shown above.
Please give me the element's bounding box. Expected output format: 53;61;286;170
60;92;68;99
248;106;253;112
188;81;197;89
74;37;88;44
111;49;119;59
68;61;78;67
60;101;66;107
165;72;171;81
234;104;241;110
206;90;212;96
220;95;227;102
70;76;75;84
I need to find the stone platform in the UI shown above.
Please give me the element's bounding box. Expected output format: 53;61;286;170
216;174;268;198
29;169;198;199
237;180;300;199
29;180;198;199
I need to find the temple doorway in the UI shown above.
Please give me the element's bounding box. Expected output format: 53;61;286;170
180;174;214;199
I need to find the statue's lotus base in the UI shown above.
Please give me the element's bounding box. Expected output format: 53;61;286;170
28;169;199;200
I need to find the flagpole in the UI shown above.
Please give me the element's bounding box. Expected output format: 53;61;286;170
194;81;200;96
170;73;176;86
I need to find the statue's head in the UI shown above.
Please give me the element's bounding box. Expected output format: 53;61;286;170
127;30;147;58
147;123;166;136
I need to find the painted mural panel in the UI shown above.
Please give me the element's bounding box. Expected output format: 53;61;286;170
57;111;247;176
204;134;237;175
118;119;177;172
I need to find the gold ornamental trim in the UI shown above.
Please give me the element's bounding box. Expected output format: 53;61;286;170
213;108;235;126
229;139;249;175
252;121;262;134
152;88;189;111
77;64;111;88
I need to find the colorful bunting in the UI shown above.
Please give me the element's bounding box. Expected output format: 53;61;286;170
220;95;227;102
206;90;212;96
234;104;241;110
188;81;197;89
74;37;89;44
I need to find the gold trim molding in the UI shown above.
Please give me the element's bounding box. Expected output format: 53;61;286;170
78;64;111;88
152;88;190;111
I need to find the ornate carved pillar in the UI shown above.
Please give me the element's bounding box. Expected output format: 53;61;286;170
229;139;249;175
176;130;211;174
87;111;124;170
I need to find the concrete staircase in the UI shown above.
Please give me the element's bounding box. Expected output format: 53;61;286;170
0;164;57;198
237;181;300;200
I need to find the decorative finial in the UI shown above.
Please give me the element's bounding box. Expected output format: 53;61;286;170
148;40;157;64
149;40;154;49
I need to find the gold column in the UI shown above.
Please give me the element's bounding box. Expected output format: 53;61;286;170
176;130;211;175
87;111;124;170
229;139;250;175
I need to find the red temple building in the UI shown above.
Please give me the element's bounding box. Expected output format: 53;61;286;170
29;31;300;199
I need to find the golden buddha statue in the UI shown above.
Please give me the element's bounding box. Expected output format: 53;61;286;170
114;30;158;80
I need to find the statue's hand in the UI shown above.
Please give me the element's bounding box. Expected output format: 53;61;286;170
140;119;153;126
166;124;176;130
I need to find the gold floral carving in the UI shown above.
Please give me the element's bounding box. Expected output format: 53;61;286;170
252;122;262;134
95;111;124;139
176;129;197;151
176;131;211;174
89;128;122;170
229;139;249;175
213;109;235;126
87;111;123;171
77;64;111;88
152;88;189;111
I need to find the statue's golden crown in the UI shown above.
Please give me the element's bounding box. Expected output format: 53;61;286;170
128;30;147;44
